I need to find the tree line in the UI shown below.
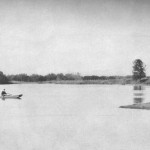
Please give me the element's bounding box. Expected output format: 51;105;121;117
6;73;132;82
7;73;82;82
0;59;147;84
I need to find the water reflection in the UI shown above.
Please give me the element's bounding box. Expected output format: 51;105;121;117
133;85;145;104
1;97;22;101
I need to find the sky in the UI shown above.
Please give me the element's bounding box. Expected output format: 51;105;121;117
0;0;150;76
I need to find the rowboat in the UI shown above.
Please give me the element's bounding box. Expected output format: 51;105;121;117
0;94;23;99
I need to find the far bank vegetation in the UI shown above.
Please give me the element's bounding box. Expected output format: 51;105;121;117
6;73;149;85
0;59;149;85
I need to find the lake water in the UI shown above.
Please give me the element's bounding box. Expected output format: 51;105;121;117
0;84;150;150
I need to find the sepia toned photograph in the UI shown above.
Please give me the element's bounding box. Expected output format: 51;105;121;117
0;0;150;149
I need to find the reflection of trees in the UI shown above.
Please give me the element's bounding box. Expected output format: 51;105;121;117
133;85;144;104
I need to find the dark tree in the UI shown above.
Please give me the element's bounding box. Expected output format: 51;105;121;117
133;59;146;81
56;73;65;80
45;73;57;81
0;71;9;84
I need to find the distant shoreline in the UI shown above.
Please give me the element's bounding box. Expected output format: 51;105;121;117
9;79;150;85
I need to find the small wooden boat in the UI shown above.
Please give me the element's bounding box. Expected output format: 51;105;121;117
0;94;23;99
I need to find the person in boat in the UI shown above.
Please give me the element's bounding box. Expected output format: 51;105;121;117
1;89;7;97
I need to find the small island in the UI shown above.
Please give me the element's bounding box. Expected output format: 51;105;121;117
120;103;150;110
119;59;150;110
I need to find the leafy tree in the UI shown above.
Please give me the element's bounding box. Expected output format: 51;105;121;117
45;73;57;81
8;74;30;82
30;74;42;82
64;73;82;80
0;71;9;84
133;59;146;81
56;73;65;80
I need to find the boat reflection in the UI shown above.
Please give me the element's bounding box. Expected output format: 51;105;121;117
2;97;22;101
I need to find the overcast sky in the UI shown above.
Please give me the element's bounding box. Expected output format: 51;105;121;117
0;0;150;76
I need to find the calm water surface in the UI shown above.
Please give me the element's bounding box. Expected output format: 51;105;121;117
0;84;150;150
